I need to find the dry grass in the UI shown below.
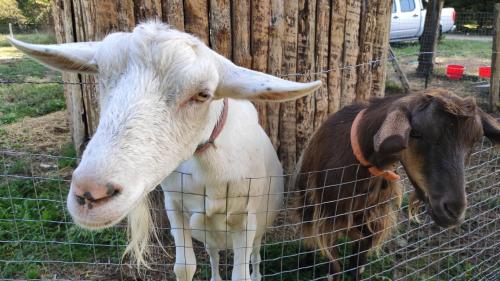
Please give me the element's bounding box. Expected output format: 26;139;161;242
0;110;70;153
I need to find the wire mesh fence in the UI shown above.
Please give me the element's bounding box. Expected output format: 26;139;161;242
1;9;500;280
0;137;498;281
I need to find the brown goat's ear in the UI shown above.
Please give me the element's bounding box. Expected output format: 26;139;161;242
374;108;411;154
478;108;500;145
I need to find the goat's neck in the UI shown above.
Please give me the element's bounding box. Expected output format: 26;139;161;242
194;99;262;180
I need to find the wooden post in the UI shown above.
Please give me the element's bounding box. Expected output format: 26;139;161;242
327;0;346;114
251;0;270;133
371;0;392;98
491;3;500;112
278;0;298;173
295;0;316;159
389;47;411;93
313;0;330;130
267;0;284;150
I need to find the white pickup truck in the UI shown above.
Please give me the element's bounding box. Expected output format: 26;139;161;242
390;0;456;42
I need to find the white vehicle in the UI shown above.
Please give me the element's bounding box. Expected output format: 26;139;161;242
390;0;456;42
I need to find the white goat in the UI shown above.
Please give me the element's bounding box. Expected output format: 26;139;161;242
9;22;321;281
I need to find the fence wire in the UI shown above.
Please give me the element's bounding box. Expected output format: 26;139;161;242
1;12;499;280
0;136;498;281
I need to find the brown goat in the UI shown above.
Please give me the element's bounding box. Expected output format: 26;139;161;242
293;88;500;280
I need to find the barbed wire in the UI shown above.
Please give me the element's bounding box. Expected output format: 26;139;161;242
1;50;498;85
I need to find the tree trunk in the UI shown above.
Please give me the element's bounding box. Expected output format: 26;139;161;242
416;0;444;77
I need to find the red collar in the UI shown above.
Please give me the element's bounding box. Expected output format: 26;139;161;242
195;98;229;154
350;109;400;181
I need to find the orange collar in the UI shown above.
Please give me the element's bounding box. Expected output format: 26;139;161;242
195;98;229;154
350;109;400;181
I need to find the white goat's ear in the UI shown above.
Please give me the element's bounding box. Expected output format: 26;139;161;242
8;36;99;73
216;65;321;102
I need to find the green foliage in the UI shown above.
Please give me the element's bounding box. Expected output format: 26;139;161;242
0;0;26;25
445;0;496;14
16;0;51;26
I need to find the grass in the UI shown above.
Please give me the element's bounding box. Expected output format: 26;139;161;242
392;39;492;59
0;145;128;279
0;33;64;125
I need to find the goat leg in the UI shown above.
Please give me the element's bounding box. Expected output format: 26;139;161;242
348;236;372;281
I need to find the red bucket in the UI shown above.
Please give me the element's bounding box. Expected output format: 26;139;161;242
478;66;491;79
446;65;465;80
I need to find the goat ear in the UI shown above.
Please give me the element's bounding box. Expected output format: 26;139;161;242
478;108;500;145
374;108;411;154
8;36;99;73
215;62;321;102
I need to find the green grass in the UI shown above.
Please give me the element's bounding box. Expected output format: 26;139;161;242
392;39;492;59
0;33;56;47
0;33;64;125
0;145;128;279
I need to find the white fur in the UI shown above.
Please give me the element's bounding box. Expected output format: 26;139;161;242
162;99;283;281
9;22;321;281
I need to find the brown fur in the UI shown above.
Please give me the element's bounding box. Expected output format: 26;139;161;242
293;88;500;280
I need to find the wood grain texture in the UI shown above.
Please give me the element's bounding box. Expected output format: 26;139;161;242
231;0;251;68
162;0;184;30
340;0;361;107
279;0;299;173
355;0;376;101
251;0;270;133
267;0;284;150
371;0;392;97
184;0;209;43
313;0;330;130
51;0;86;154
295;0;316;159
209;0;232;58
134;0;162;21
327;0;347;114
51;0;393;163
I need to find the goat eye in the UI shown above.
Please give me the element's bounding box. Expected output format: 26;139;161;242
192;92;211;103
410;130;422;139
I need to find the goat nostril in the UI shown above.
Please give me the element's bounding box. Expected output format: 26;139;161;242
83;191;94;201
75;195;86;206
443;203;459;219
105;182;120;197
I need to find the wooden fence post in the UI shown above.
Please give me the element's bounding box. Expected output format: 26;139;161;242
491;3;500;112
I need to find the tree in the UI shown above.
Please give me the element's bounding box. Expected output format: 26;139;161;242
0;0;26;25
417;0;444;77
16;0;51;26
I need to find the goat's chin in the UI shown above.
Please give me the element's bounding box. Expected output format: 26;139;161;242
66;194;138;231
70;209;129;230
73;217;123;230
